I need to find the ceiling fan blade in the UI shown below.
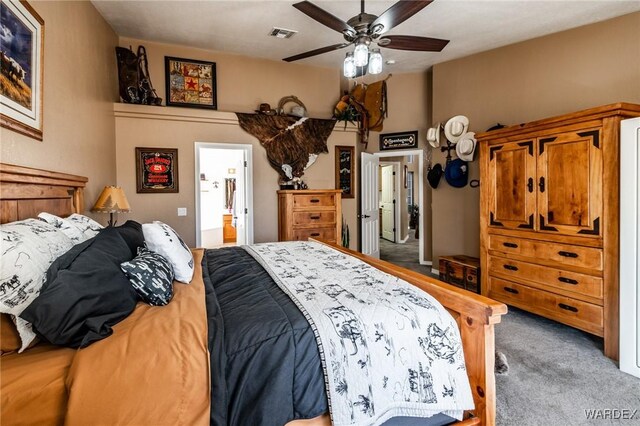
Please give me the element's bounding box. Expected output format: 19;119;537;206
378;35;449;52
283;43;352;62
370;0;433;35
293;1;356;35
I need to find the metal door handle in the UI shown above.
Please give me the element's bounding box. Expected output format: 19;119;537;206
527;177;534;193
558;277;578;285
503;242;518;248
362;214;370;219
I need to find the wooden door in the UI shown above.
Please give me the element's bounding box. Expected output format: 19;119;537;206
537;129;602;237
487;140;536;230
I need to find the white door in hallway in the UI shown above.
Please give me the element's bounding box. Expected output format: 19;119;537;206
361;152;379;258
380;164;395;242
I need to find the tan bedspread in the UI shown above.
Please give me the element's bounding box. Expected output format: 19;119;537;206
1;249;210;426
65;249;209;426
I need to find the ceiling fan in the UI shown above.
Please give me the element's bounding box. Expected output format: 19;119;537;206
283;0;449;76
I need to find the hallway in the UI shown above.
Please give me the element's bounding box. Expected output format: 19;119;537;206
379;233;437;278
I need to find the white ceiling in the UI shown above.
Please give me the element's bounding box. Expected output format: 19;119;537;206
92;0;640;73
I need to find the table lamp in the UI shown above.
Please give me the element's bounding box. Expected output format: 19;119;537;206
91;185;131;226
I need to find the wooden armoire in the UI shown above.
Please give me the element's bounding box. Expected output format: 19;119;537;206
477;103;640;360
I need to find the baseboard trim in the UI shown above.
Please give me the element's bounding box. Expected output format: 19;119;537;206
419;260;433;266
398;235;409;244
431;268;440;276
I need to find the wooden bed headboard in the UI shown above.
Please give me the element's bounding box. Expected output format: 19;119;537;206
0;163;88;224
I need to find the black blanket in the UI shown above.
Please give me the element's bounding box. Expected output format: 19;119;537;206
202;247;327;426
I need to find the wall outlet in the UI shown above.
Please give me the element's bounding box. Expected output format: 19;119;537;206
177;207;187;216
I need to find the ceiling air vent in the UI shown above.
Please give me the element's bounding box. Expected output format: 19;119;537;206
269;27;298;39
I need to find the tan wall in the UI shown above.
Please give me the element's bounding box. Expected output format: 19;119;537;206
0;1;118;212
360;72;433;261
120;37;339;118
431;12;640;265
114;106;358;248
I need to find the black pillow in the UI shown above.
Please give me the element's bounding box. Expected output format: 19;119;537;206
121;247;174;306
113;220;145;255
21;226;139;348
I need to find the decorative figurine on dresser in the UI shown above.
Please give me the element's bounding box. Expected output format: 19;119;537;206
477;102;640;360
278;189;342;245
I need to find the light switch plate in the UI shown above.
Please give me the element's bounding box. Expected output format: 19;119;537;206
177;207;187;216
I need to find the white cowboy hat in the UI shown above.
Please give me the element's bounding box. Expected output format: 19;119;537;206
426;123;441;148
456;132;477;162
444;115;470;144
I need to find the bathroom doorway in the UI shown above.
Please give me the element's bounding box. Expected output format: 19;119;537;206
195;143;253;248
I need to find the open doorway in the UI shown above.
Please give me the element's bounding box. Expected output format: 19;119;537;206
361;150;427;272
195;143;253;248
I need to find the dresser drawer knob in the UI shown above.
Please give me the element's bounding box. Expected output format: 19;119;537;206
558;303;578;313
503;287;519;294
558;251;578;258
310;232;320;237
310;215;321;220
310;199;320;203
502;242;518;248
503;264;518;271
558;277;578;285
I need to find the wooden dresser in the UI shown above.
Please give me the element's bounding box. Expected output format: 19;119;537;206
477;103;640;360
278;189;342;245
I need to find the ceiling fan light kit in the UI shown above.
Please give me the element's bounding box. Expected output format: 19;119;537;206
284;0;448;78
344;52;356;78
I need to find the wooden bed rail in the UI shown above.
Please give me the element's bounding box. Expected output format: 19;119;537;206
317;241;507;426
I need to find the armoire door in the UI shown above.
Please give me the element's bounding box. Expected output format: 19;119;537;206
487;140;536;230
537;129;603;237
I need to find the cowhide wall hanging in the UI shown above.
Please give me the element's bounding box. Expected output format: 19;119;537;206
236;113;336;184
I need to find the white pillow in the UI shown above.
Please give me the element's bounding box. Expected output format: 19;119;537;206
38;212;89;244
142;221;194;283
0;219;74;351
66;213;103;238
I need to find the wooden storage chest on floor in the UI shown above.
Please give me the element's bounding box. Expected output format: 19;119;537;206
439;255;481;294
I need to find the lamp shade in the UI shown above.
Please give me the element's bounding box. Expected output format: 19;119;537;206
91;186;131;213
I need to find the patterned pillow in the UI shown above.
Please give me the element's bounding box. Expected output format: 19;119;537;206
0;219;74;351
66;213;104;238
38;212;89;244
120;247;174;306
142;221;194;283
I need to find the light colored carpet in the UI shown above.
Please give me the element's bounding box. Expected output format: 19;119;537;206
495;308;640;425
379;238;640;425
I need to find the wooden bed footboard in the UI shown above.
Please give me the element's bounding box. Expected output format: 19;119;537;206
318;241;507;426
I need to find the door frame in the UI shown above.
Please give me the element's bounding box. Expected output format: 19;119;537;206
379;161;401;243
194;142;254;247
374;150;427;265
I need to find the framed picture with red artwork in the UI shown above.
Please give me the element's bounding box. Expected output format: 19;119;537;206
135;147;179;193
165;56;216;109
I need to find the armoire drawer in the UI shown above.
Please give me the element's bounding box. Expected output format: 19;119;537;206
292;227;336;242
293;194;336;208
293;211;336;226
489;235;603;271
487;276;603;334
488;255;603;300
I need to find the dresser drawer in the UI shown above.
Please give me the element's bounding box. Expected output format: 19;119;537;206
489;235;603;270
293;211;336;226
292;227;336;242
293;194;336;208
487;276;603;334
488;255;603;300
